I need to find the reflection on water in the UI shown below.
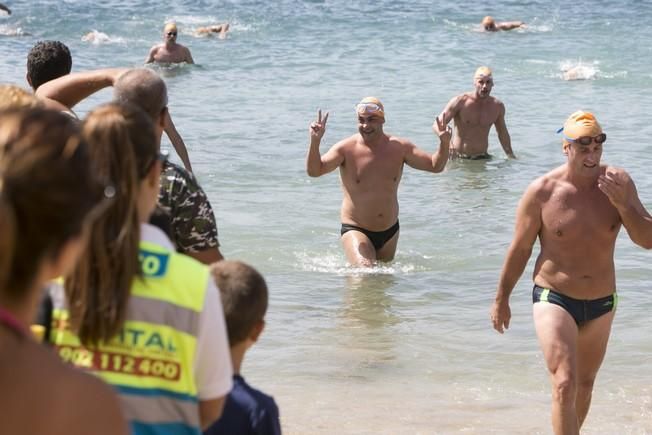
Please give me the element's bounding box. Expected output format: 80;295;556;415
333;273;400;378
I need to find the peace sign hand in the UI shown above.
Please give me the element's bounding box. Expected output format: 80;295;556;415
433;116;452;145
309;109;329;144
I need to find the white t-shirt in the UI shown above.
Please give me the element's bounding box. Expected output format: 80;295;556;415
141;223;233;400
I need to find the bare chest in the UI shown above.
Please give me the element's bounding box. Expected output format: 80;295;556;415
541;188;621;241
341;144;404;186
457;101;499;127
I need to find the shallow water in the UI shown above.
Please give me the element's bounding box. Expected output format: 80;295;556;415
2;0;652;433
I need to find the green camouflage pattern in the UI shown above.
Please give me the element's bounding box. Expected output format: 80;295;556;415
157;162;220;253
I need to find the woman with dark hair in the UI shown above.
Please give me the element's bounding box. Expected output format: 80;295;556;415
0;108;127;435
48;102;233;434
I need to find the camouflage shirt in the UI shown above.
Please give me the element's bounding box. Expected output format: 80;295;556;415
157;161;220;253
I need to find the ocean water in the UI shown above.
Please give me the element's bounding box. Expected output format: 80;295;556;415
2;0;652;433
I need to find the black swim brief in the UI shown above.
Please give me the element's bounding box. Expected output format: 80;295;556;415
532;284;617;326
340;221;400;251
459;153;492;160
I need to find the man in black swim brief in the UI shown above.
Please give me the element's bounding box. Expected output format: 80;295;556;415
532;285;617;326
306;97;451;266
491;110;652;433
340;221;400;252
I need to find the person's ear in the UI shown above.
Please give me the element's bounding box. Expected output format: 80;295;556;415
26;73;33;89
562;142;569;155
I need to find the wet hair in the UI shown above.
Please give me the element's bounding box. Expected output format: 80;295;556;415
0;108;102;301
114;68;168;121
210;261;268;346
26;41;72;90
65;102;158;346
0;85;42;111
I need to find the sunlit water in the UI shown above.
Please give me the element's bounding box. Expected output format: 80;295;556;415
2;0;652;433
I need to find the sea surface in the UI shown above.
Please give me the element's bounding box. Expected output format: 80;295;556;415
2;1;652;433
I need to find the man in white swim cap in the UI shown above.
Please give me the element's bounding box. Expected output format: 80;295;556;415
492;110;652;434
305;96;452;266
434;66;515;160
145;22;194;64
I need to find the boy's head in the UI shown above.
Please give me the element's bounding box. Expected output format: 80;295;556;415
210;261;268;347
26;40;72;91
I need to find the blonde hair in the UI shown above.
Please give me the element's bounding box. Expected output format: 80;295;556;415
0;85;42;111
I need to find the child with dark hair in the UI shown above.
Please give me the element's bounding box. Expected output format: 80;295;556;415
206;260;282;435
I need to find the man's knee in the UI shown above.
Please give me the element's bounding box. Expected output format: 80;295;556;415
576;377;596;396
551;371;577;405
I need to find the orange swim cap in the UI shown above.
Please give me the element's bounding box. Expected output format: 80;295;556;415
356;96;385;119
559;110;602;142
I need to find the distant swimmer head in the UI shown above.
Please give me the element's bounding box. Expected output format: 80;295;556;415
355;96;385;120
164;22;178;38
482;16;497;31
558;111;606;146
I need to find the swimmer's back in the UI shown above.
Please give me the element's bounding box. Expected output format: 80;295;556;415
0;330;127;435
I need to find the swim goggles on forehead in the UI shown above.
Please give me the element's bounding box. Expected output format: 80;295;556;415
355;102;384;115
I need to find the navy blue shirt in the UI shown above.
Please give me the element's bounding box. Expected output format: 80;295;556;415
205;374;281;435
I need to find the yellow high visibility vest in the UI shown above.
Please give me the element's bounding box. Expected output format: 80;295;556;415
49;240;209;435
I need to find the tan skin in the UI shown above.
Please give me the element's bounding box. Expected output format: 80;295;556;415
306;109;451;266
195;23;230;39
0;233;128;435
146;27;195;64
435;75;515;159
491;135;652;434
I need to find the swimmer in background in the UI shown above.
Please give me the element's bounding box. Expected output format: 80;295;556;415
195;23;230;39
146;22;194;64
481;16;525;32
433;66;515;160
82;30;110;44
0;3;10;14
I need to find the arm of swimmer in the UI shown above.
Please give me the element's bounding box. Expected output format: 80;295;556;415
145;47;157;64
188;247;224;264
164;111;193;172
599;169;652;249
35;68;128;110
199;397;226;429
185;48;195;64
404;117;451;173
433;96;461;135
307;140;344;177
306;110;342;177
495;103;515;158
491;181;542;333
498;21;524;30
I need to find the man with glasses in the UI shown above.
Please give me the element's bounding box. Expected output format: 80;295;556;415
490;111;652;434
433;66;515;160
306;96;451;267
146;22;194;64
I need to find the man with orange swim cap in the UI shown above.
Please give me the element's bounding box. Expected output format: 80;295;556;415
146;22;195;64
491;111;652;434
305;97;452;266
434;66;516;160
